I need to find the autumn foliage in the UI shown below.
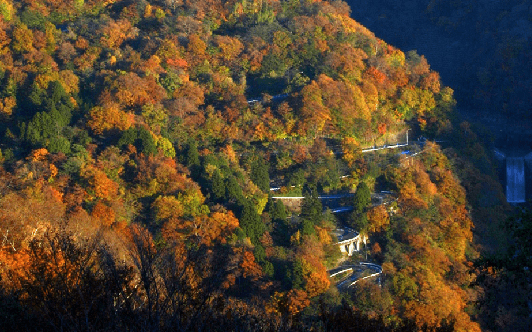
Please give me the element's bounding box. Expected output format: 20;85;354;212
0;0;486;331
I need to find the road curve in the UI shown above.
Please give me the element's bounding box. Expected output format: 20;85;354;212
329;262;383;289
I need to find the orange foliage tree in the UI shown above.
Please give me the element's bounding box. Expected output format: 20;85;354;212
87;104;133;135
384;143;479;331
82;166;119;201
366;205;389;234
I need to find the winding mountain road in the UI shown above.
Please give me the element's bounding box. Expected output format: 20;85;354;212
329;262;383;289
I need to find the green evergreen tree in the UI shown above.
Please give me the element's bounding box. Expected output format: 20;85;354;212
239;199;265;245
261;261;274;278
117;127;156;155
268;198;291;246
250;238;274;279
24;112;69;150
270;199;287;223
300;218;315;236
136;127;157;156
250;157;270;192
211;169;225;201
288;168;306;188
288;260;305;290
353;181;371;214
48;136;71;154
24;112;55;146
185;139;200;167
254;243;266;263
28;82;45;109
22;81;75;150
118;127;138;148
48;81;72;108
300;183;322;225
226;176;244;204
350;213;368;234
20;9;46;29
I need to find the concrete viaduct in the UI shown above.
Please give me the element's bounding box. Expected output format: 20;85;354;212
332;228;367;256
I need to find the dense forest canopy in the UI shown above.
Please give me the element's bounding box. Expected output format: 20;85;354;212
0;0;523;331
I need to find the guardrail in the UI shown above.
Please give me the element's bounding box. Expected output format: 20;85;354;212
359;262;383;272
333;228;359;243
350;272;382;286
330;206;354;213
330;262;383;289
270;194;354;199
329;267;354;278
247;93;290;104
349;262;382;287
362;143;408;153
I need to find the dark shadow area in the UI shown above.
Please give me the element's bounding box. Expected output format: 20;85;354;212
346;0;532;146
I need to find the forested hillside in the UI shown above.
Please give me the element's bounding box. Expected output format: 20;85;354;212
0;1;506;331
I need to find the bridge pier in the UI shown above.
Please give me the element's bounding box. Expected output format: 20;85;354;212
356;236;367;252
337;232;368;256
349;242;355;256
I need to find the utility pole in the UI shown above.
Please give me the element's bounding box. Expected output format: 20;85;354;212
406;129;410;145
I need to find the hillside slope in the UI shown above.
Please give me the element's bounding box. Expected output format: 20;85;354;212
0;1;492;331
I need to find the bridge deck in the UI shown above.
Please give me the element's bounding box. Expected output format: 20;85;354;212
332;228;359;242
